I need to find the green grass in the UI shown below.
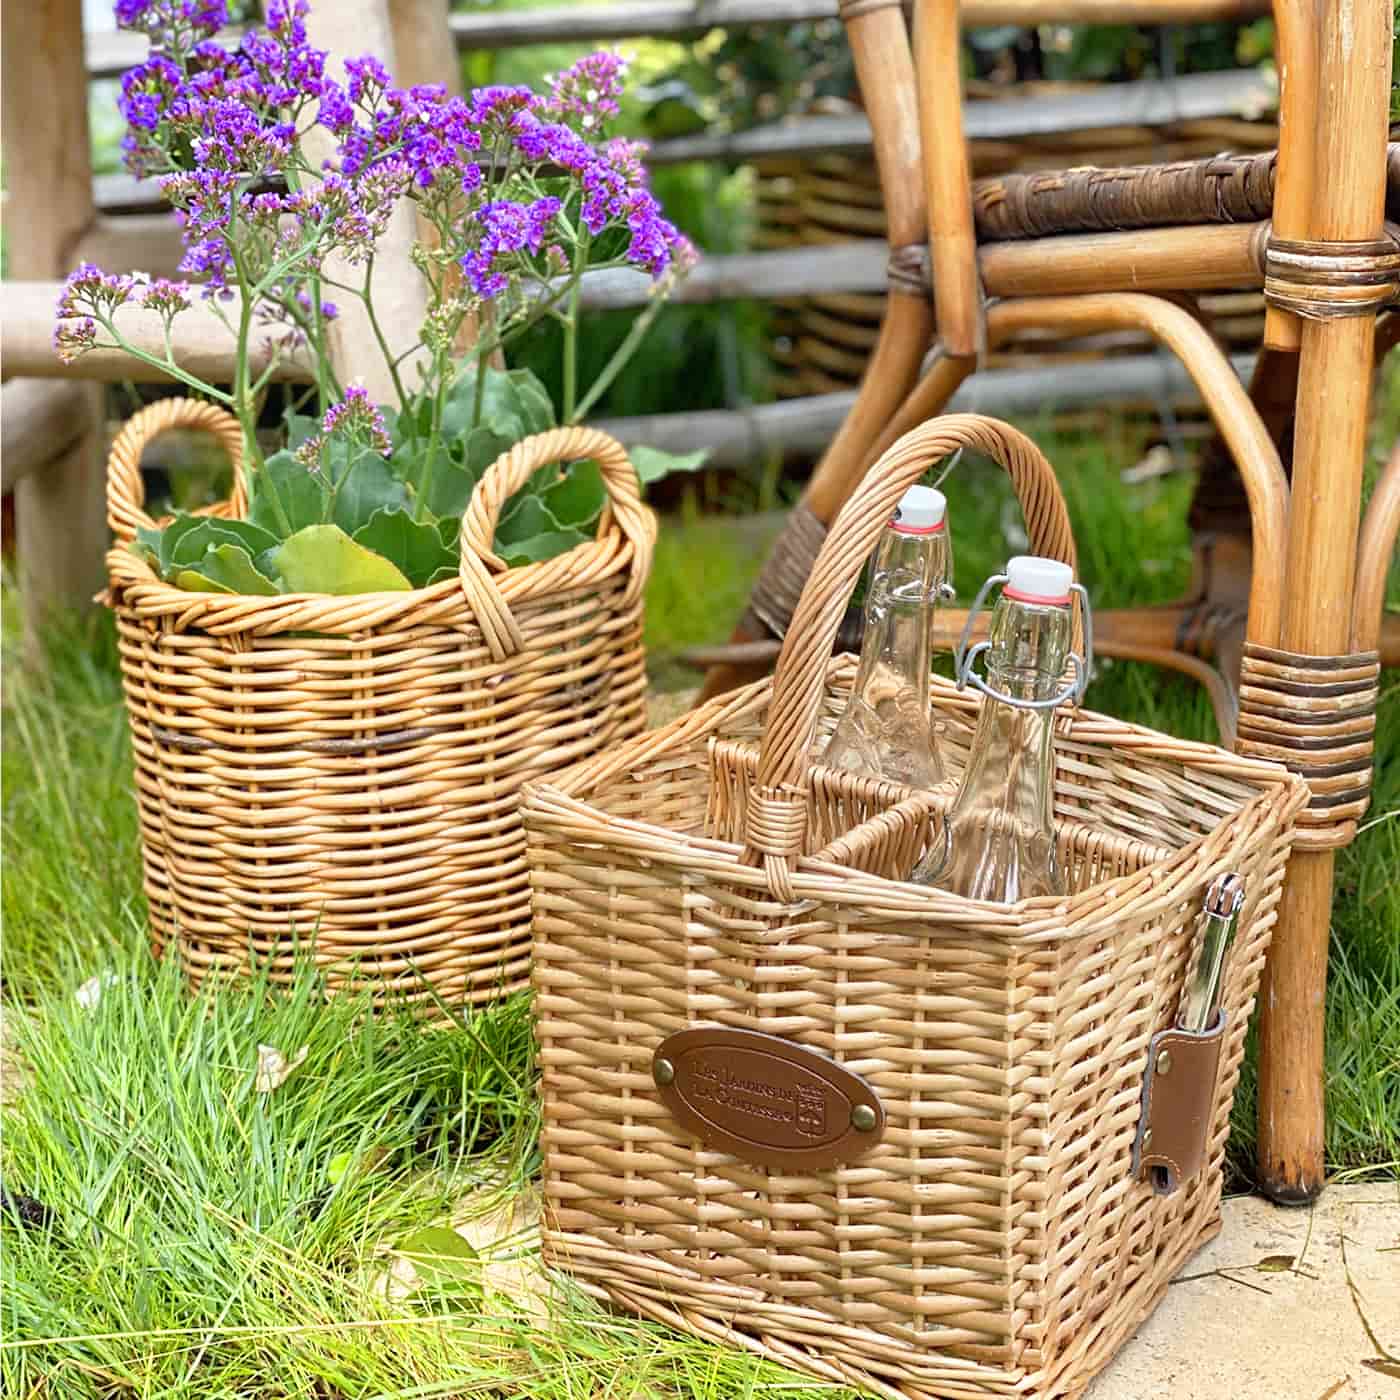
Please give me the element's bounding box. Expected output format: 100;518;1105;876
3;388;1397;1394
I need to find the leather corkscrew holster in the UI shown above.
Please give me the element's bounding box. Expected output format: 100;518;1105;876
1132;1013;1228;1195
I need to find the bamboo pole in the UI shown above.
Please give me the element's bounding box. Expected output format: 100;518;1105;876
915;0;981;357
1263;0;1317;351
2;0;108;630
1256;0;1394;1207
303;2;430;402
978;223;1265;298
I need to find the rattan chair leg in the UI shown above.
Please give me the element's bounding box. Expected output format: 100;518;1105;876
1253;0;1394;1206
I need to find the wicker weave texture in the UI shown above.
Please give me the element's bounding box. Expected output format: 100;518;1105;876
106;398;655;1008
524;415;1307;1399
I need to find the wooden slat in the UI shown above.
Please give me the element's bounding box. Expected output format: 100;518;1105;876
444;0;1268;48
12;224;1265;377
85;0;1272;72
90;68;1278;218
8;280;315;382
0;380;95;493
599;351;1255;464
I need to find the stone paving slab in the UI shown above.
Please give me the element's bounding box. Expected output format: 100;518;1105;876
1087;1183;1400;1400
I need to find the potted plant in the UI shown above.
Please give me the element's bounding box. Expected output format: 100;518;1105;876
59;0;701;1011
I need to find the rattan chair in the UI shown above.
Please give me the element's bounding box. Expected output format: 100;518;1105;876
700;0;1399;1205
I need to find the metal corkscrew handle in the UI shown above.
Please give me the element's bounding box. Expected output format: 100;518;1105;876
953;574;1095;711
1178;872;1245;1033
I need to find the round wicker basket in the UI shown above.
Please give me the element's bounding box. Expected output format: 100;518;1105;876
105;397;655;1011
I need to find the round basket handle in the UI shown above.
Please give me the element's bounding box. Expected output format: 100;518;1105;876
458;425;655;660
743;413;1078;898
107;397;246;543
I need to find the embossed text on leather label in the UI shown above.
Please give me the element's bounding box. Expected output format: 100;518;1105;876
652;1026;886;1171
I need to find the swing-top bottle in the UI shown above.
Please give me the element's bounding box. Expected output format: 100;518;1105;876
913;555;1075;901
822;484;952;790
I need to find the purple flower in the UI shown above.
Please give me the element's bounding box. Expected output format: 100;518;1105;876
56;264;138;318
142;278;193;316
344;55;391;104
459;197;561;300
295;384;392;469
546;51;627;129
53;317;98;365
116;0;229;40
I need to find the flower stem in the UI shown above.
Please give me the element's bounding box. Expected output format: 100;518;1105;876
571;292;667;424
561;237;588;423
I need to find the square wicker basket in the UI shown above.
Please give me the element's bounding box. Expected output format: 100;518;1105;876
522;416;1307;1400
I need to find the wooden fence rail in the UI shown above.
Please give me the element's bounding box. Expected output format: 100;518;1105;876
84;0;1272;76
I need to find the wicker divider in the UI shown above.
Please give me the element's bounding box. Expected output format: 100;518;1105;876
106;397;655;1009
524;413;1306;1400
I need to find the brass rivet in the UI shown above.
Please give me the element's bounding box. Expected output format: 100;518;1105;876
1142;1128;1153;1150
653;1057;675;1087
1156;1050;1173;1076
851;1104;877;1132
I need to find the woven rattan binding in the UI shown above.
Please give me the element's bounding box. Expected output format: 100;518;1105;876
973;150;1280;241
1237;642;1382;850
1263;232;1400;319
106;397;655;1009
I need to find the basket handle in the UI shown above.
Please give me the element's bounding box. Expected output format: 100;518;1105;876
106;397;246;543
458;425;656;660
743;414;1077;898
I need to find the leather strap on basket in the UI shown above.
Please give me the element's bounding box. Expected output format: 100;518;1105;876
460;425;656;661
742;414;1077;899
1132;1015;1227;1195
106;397;247;542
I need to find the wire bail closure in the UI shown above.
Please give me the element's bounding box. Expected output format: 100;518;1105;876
953;573;1094;711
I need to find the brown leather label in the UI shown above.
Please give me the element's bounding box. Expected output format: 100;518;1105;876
652;1026;886;1171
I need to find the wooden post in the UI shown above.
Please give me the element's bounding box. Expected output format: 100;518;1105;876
1256;0;1394;1205
303;1;431;401
915;0;981;357
2;0;108;629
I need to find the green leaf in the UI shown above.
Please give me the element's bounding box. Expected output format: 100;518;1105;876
269;524;413;595
505;368;555;436
285;412;320;449
169;518;280;570
441;364;555;443
248;450;325;536
351;508;456;589
397;1226;479;1283
173;569;235;594
628;444;709;485
326;1145;388;1186
425;564;458;586
418;458;478;521
329;451;410;536
500;529;590;568
540;461;606;530
184;543;280;596
135;513;205;574
494;496;562;550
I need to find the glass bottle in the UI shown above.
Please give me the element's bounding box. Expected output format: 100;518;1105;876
913;556;1075;901
822;484;952;790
